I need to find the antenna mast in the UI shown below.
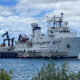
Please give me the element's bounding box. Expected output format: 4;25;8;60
47;12;64;28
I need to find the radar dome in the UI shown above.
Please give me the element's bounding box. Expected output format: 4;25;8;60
31;23;39;28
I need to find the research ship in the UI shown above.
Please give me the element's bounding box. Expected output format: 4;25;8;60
14;13;80;59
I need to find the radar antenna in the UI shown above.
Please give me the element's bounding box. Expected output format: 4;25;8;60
59;13;64;27
61;12;64;17
46;12;64;28
64;21;68;27
53;15;56;27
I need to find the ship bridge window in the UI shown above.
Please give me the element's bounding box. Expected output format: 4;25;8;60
18;51;20;52
21;50;22;53
40;37;42;39
50;31;53;33
53;30;58;32
66;43;71;48
24;49;25;52
42;34;45;36
53;41;55;45
39;47;46;48
40;43;43;45
59;30;70;33
52;27;55;29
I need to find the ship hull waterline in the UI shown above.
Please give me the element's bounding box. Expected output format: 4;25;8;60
17;52;78;59
0;52;18;58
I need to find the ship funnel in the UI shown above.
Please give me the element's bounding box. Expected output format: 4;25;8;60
31;23;39;29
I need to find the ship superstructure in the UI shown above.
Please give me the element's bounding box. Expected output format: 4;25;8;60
14;13;80;59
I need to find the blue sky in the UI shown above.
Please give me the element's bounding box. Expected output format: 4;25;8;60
0;0;80;43
0;0;17;6
34;9;53;18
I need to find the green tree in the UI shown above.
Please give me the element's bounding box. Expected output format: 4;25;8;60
32;60;80;80
0;68;12;80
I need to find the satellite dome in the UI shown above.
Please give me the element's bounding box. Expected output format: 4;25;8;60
31;23;39;28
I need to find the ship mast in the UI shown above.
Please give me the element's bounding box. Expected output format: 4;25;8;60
47;13;64;28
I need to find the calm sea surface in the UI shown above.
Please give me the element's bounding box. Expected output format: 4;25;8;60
0;59;80;80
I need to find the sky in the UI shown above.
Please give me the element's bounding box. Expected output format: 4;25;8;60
0;0;80;42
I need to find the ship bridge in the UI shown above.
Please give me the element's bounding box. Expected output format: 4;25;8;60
47;13;77;38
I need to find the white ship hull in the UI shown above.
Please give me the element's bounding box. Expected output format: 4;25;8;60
16;37;80;59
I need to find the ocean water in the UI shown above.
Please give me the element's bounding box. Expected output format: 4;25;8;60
0;59;80;80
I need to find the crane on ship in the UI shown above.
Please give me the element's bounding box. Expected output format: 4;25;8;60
18;34;29;42
18;34;24;41
1;31;14;47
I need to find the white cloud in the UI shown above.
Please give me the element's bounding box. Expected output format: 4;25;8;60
0;6;14;16
17;0;80;4
0;0;80;42
0;15;38;35
15;0;80;19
